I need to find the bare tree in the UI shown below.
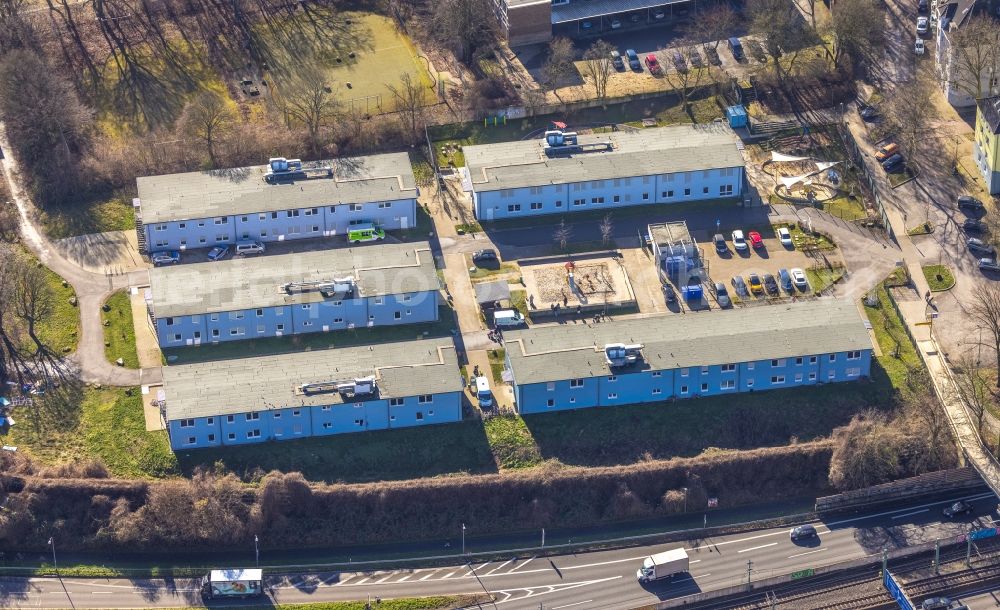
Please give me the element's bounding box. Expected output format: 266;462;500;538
544;37;576;90
599;213;614;247
554;218;572;251
971;282;1000;387
885;66;936;170
431;0;499;64
948;15;1000;102
179;91;236;167
952;353;991;436
386;72;425;144
747;0;811;78
0;246;63;391
662;42;714;119
283;69;341;156
825;0;883;68
582;40;615;103
692;5;739;52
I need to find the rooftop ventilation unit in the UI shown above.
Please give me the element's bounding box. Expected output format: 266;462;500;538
282;276;356;296
265;156;334;183
297;376;376;397
605;343;644;367
543;130;613;157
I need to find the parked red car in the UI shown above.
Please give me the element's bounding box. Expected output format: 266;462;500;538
748;231;764;249
644;54;662;75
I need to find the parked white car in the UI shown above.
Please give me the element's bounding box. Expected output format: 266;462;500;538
791;267;809;290
777;226;793;248
732;230;748;251
915;38;925;54
916;16;929;34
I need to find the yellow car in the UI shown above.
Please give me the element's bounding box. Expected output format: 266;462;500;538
748;273;765;296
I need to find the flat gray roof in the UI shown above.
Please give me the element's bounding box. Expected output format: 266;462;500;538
463;124;744;193
149;242;437;318
550;0;683;22
649;221;692;246
163;338;462;420
136;153;417;224
505;299;872;385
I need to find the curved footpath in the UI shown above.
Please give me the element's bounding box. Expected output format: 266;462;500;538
0;123;160;387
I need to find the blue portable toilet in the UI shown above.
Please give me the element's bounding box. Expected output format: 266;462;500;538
681;284;703;302
726;105;748;129
663;255;685;278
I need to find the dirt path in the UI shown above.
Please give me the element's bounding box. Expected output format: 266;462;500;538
0;122;160;387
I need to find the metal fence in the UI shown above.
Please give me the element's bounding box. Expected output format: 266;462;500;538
839;125;896;243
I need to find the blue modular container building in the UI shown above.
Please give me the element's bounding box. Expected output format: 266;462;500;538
503;299;873;414
148;242;439;348
727;105;749;129
135;153;418;253
460;124;745;221
163;338;464;451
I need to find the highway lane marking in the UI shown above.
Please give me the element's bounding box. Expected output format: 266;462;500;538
418;571;437;581
506;556;537;574
891;508;929;519
396;574;412;582
463;562;490;577
823;492;995;528
788;548;828;559
692;573;711;578
485;558;516;575
354;577;371;585
689;559;701;564
737;542;778;553
441;571;457;579
551;600;592;609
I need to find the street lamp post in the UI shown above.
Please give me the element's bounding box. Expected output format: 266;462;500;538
255;535;260;568
462;523;466;555
682;487;688;513
47;537;57;575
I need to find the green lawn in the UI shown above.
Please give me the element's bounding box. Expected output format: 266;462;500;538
4;387;177;478
36;261;80;354
922;265;955;291
103;290;139;368
821;194;868;221
164;307;455;365
36;195;136;240
862;283;922;388
468;261;520;282
483;414;542;469
805;265;846;293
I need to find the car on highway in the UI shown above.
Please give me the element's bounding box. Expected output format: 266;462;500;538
791;267;809;290
626;48;642;71
748;230;764;249
645;53;662;75
778;226;793;248
732;230;748;251
980;258;1000;273
942;500;973;518
963;218;986;233
967;238;995;256
610;17;622;29
713;233;728;254
921;596;951;610
732;275;749;296
472;249;498;264
763;273;779;295
581;20;594;31
653;9;666;19
714;282;732;308
207;246;229;261
789;524;818;541
958;195;985;211
152;251;181;266
916;16;929;35
610;49;625;71
748;273;764;296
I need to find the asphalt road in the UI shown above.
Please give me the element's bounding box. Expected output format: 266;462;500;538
945;583;1000;609
2;494;997;610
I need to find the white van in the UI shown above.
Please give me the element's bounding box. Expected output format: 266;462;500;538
493;309;525;328
235;241;266;256
475;376;493;408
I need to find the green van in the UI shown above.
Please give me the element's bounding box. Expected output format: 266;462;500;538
347;223;386;244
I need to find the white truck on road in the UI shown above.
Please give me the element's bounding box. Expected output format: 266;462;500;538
201;568;264;599
636;548;690;583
